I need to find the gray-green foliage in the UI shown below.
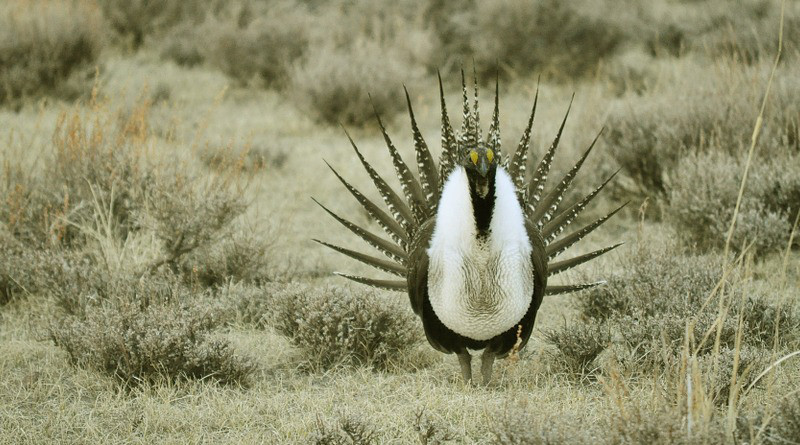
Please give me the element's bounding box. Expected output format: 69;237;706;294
490;408;595;445
312;415;376;445
0;0;104;108
49;273;254;387
0;99;265;387
98;0;207;48
606;64;800;198
767;393;800;445
545;243;799;381
668;152;800;255
182;229;275;288
263;284;421;370
543;322;610;379
440;0;623;79
140;172;248;275
289;38;422;126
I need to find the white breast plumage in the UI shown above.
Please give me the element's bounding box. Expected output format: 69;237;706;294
426;166;534;341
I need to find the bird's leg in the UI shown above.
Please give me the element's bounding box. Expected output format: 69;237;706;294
457;351;472;383
480;350;496;385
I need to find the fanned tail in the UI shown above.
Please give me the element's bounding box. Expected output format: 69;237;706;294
545;281;606;296
323;160;408;247
437;70;459;188
527;94;574;212
508;78;539;200
548;243;623;276
458;68;478;153
318;76;622;298
529;130;602;228
333;273;407;292
313;240;406;277
472;65;483;143
372;104;428;224
404;86;439;210
487;73;502;161
545;203;628;260
516;93;620;296
318;85;445;292
542;169;620;244
312;198;407;265
344;131;414;231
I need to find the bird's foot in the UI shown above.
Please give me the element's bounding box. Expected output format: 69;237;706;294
457;352;473;384
480;350;496;386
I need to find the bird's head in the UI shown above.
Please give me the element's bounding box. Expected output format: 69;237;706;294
463;144;497;198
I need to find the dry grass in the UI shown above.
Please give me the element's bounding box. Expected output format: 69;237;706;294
0;1;799;443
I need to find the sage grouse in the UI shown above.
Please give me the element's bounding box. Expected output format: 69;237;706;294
314;72;623;384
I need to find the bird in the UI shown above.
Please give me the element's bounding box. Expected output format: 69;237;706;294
313;71;624;384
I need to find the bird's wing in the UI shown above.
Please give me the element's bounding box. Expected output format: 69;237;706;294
407;217;436;316
526;220;549;308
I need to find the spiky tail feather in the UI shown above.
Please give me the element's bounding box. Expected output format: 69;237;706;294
315;74;621;297
508;78;539;199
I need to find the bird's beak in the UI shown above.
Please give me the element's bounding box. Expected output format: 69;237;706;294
478;157;489;177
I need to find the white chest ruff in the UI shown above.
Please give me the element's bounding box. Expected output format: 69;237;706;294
427;167;534;341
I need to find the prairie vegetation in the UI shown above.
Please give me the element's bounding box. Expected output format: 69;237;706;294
1;0;798;443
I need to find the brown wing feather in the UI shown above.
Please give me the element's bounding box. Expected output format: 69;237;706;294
526;219;549;309
407;218;436;316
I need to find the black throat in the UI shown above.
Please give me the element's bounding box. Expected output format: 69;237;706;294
469;168;497;238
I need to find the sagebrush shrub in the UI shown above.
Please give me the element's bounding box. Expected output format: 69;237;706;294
264;284;421;370
414;409;457;445
0;99;152;249
289;38;422;126
0;229;106;309
769;393;800;445
1;92;262;304
447;0;623;79
0;0;104;107
181;229;275;287
140;173;247;275
543;322;610;379
199;143;288;173
551;242;800;376
49;273;254;387
313;415;376;445
97;0;206;48
575;248;724;323
490;407;590;445
607;399;728;445
668;152;799;255
606;92;752;196
698;347;770;407
638;0;800;62
201;1;309;87
159;22;205;67
599;50;663;96
0;231;43;304
606;60;800;197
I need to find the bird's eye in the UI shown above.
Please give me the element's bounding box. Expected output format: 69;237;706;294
470;150;478;165
486;149;494;163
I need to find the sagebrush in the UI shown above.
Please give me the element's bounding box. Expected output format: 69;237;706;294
0;0;103;108
263;283;421;370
